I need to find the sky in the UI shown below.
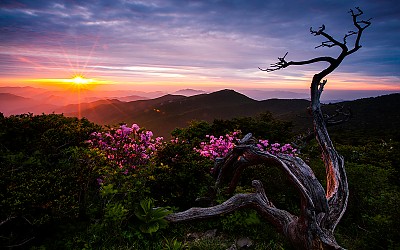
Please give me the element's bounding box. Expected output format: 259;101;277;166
0;0;399;97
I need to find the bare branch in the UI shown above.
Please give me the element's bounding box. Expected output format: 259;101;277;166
258;52;289;72
4;237;35;248
348;7;372;54
0;216;16;227
343;30;358;45
259;7;371;76
310;25;326;36
167;180;300;237
259;53;336;72
311;25;347;50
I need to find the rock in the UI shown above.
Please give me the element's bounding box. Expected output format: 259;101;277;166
186;232;202;241
203;229;217;239
236;237;253;249
186;229;217;241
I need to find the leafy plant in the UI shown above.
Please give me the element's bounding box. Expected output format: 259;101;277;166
134;198;172;234
163;237;187;250
149;141;214;209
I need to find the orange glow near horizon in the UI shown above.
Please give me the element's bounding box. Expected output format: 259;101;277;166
25;74;109;91
1;71;399;94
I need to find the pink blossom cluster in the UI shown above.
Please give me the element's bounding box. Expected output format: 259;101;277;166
195;131;297;160
194;131;241;159
88;123;163;174
256;140;297;156
170;137;186;144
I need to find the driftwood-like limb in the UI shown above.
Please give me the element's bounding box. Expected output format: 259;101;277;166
167;147;344;249
167;8;370;250
167;180;296;232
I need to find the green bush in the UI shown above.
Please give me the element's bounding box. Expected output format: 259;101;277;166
172;112;293;145
1;112;398;249
149;142;214;209
0;114;102;247
134;198;172;234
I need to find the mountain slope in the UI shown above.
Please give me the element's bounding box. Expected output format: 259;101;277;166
68;94;187;127
328;93;400;143
0;93;59;116
71;90;399;140
70;89;311;137
55;99;123;114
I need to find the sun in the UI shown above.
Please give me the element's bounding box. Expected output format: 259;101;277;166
70;74;93;85
29;74;108;91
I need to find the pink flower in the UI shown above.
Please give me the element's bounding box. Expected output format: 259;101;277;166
195;131;296;160
97;178;103;185
89;123;163;178
132;123;140;132
121;124;133;135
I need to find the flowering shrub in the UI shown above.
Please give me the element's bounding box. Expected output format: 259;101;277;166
193;131;241;159
257;140;297;156
88;123;163;176
194;131;296;160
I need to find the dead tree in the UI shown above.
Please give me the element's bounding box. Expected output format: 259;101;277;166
166;8;371;250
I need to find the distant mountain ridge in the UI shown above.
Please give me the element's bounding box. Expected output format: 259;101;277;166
1;87;398;140
0;93;58;116
66;89;311;137
67;90;399;139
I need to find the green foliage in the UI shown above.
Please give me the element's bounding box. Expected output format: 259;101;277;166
213;112;293;142
238;164;301;216
0;113;99;154
187;237;230;250
254;240;286;250
134;198;172;234
172;112;293;144
0;114;102;248
100;183;119;197
336;161;400;249
149;142;214;209
172;120;212;145
1;111;399;249
104;202;128;225
163;237;188;250
221;210;260;233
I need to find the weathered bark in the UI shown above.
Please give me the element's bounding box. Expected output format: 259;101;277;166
166;8;371;250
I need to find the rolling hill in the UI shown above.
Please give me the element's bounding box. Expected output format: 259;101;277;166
0;93;59;116
67;89;399;140
327;93;400;143
2;87;398;141
67;89;311;137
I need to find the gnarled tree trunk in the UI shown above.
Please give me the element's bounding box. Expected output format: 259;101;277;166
166;8;371;250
